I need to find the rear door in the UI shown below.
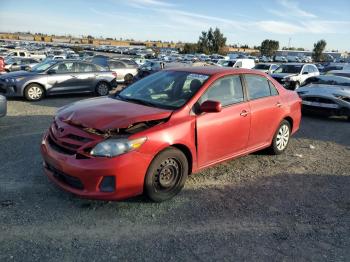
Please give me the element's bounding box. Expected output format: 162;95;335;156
73;62;98;91
243;74;284;149
196;75;251;167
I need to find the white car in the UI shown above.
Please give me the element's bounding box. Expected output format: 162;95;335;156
271;63;319;90
217;58;255;69
274;56;288;63
287;56;302;62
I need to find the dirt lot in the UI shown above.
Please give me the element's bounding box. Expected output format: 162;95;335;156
0;94;349;262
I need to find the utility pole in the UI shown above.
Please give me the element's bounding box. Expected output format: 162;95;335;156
288;37;291;49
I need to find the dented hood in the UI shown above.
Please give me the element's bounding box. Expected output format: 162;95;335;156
57;97;172;131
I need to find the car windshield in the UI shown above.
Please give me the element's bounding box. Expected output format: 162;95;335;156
304;76;350;87
274;64;302;74
30;60;57;72
218;60;235;66
117;71;209;110
254;64;270;70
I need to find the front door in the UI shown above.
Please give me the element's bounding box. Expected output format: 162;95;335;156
196;75;251;167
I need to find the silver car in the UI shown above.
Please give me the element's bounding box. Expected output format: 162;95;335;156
297;75;350;119
0;60;117;101
107;59;138;83
0;95;6;117
4;57;40;72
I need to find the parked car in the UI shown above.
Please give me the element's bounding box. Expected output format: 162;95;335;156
40;67;301;202
274;56;288;63
259;56;273;62
217;59;255;69
0;60;117;101
271;63;319;89
297;75;350;119
137;60;165;78
107;60;138;83
287;56;302;63
327;70;350;78
253;63;279;74
4;57;39;72
5;49;46;61
0;95;6;117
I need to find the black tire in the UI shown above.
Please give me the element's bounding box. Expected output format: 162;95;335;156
269;120;291;155
95;81;110;96
24;83;44;101
144;147;188;202
124;74;133;84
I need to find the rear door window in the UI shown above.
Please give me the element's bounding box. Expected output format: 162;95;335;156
245;74;271;100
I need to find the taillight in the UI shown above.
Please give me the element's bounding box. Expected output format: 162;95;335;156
112;72;117;78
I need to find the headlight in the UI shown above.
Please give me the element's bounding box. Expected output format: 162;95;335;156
90;137;147;157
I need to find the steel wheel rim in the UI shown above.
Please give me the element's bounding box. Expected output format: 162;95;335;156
28;86;42;100
153;158;182;192
98;83;109;95
276;124;290;151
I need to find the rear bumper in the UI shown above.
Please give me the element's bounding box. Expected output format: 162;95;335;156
41;132;153;200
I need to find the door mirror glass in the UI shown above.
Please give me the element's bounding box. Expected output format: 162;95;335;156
303;71;308;75
199;100;222;113
47;69;56;74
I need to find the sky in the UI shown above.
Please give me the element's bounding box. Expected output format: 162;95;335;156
0;0;350;51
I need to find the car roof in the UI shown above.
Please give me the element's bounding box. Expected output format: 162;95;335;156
167;66;266;76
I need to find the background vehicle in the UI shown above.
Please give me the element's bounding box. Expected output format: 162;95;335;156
0;60;117;101
41;67;301;202
217;58;255;69
107;60;138;83
137;60;165;78
287;56;301;63
327;70;350;78
4;57;39;72
253;63;279;74
5;49;46;60
271;63;319;89
274;56;288;63
297;75;350;119
0;94;6;117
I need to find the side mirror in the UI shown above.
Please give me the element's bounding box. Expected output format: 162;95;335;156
12;63;17;66
302;71;308;75
47;69;56;74
199;100;222;113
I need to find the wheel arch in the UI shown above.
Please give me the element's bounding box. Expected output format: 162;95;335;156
23;82;46;96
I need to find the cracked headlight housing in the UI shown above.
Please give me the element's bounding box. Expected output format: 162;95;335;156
90;137;147;157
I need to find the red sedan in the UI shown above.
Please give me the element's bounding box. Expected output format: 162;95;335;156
41;67;301;202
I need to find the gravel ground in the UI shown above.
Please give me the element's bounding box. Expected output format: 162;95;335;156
0;94;349;262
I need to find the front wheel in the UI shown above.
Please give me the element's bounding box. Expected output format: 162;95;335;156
95;82;110;96
270;120;291;155
24;84;44;101
144;147;188;202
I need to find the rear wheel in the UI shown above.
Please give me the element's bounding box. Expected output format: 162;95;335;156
124;74;133;84
144;147;188;202
24;84;44;101
95;82;110;96
270;120;291;155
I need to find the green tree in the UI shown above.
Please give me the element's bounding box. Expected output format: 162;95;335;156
312;39;327;62
197;27;227;54
260;39;279;57
181;43;198;54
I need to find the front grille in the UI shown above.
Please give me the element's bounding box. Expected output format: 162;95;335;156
304;97;336;104
46;163;84;190
48;120;96;158
48;135;76;155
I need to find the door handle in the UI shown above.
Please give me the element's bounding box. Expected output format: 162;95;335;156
240;110;249;117
276;102;282;107
70;75;77;78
